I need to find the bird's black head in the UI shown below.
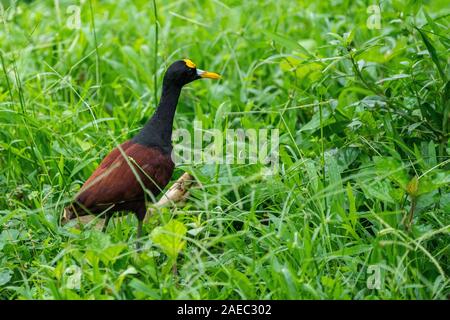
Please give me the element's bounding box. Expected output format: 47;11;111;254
163;59;221;87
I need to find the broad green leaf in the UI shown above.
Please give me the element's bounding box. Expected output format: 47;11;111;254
151;220;187;259
86;230;111;252
336;147;360;172
374;157;409;189
280;56;323;81
358;175;395;203
0;269;12;286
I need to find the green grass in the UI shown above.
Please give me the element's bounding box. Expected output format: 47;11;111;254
0;0;449;299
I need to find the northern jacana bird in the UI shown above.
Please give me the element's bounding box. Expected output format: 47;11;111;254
63;59;220;246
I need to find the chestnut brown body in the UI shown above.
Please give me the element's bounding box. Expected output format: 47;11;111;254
65;140;174;221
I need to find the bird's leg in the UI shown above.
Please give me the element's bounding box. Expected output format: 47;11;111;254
102;213;111;233
136;219;143;251
135;204;146;251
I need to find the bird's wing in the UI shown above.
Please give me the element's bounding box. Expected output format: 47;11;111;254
78;140;133;193
75;143;174;210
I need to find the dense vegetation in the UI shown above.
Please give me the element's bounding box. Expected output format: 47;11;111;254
0;0;449;299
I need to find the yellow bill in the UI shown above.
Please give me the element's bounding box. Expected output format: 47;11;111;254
197;69;221;79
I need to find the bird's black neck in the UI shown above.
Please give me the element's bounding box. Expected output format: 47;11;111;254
132;82;182;153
